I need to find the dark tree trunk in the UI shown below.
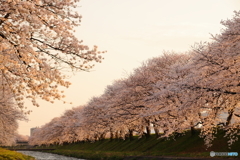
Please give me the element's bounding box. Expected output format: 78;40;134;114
120;130;124;140
94;134;99;141
191;126;196;136
129;129;134;140
100;133;106;141
145;125;151;138
226;110;233;126
190;121;196;136
115;131;119;140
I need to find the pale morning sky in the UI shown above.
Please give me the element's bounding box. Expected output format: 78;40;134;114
18;0;240;136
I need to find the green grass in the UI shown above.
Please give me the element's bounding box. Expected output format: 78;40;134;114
37;130;240;159
0;147;35;160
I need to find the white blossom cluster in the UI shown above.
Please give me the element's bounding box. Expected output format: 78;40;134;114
29;11;240;148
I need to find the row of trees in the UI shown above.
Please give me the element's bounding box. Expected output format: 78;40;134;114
0;0;104;145
30;11;240;148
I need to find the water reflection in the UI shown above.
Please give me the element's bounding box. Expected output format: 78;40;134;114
18;151;85;160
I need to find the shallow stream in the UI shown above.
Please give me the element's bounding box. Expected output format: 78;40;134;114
17;151;85;160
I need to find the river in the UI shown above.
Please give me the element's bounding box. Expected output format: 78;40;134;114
17;151;86;160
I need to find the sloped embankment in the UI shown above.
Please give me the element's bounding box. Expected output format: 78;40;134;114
0;147;35;160
44;130;240;160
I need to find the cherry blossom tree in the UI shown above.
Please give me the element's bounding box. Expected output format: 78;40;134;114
186;11;240;147
146;11;240;147
102;80;138;139
80;97;109;141
140;52;193;138
0;0;105;109
58;106;86;143
0;106;25;146
0;83;26;146
29;117;63;146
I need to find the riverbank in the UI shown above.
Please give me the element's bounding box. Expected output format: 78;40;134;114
0;147;35;160
41;130;240;160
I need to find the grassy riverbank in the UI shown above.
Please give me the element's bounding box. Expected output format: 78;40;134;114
0;147;35;160
41;130;240;160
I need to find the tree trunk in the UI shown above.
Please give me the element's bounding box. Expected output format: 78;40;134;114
120;130;124;140
129;129;134;140
115;131;119;139
226;110;233;126
94;134;99;141
110;132;114;141
100;133;106;141
153;126;159;138
145;126;151;138
190;121;196;136
191;126;196;136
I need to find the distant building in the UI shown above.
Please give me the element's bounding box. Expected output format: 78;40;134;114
30;127;38;136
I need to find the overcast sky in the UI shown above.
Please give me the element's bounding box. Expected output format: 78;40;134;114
18;0;240;136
